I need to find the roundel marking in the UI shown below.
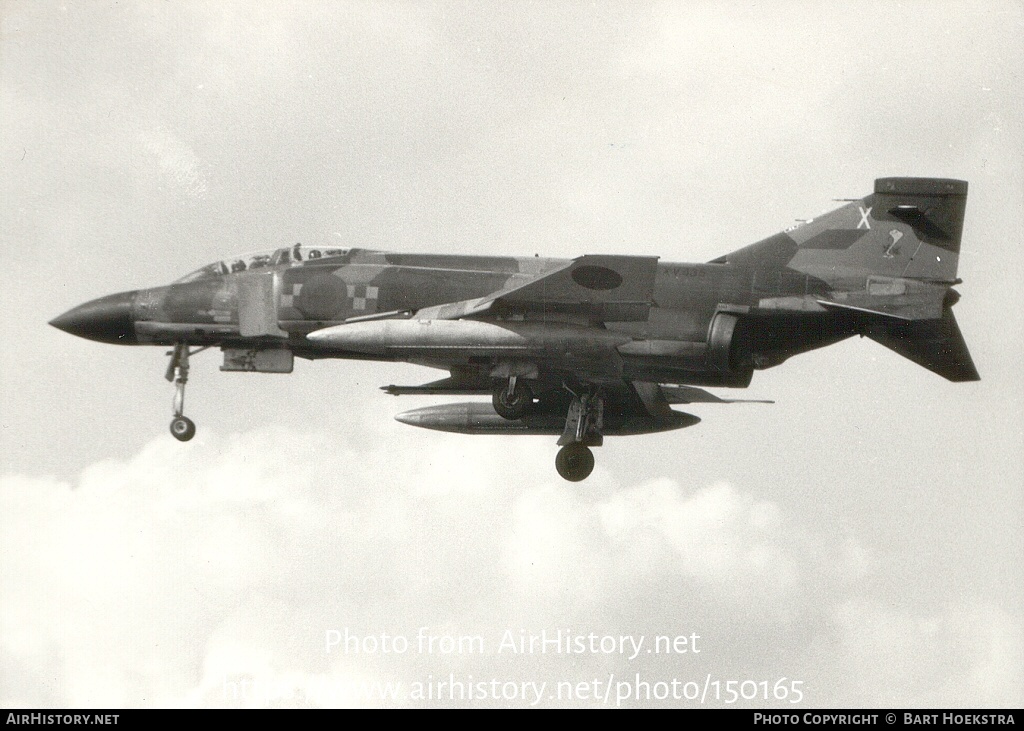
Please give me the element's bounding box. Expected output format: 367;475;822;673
296;273;348;319
571;264;623;291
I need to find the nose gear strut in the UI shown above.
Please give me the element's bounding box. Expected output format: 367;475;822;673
165;343;208;441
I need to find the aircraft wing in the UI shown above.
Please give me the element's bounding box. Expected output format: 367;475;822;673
383;377;775;405
383;374;772;409
414;254;660;323
660;384;774;404
382;373;491;396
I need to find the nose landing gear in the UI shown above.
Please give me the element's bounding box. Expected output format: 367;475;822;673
165;343;204;442
170;414;196;441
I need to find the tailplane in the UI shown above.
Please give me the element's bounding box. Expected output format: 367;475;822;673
864;306;980;382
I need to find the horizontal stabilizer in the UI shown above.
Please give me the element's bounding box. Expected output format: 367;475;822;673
817;279;951;321
817;298;937;321
866;308;980;382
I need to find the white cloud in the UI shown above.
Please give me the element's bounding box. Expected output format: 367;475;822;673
600;480;802;588
821;600;1022;708
4;426;1015;707
136;127;208;200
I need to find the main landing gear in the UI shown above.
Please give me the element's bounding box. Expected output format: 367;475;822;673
492;377;603;481
555;443;595;483
166;342;204;442
492;376;532;420
554;388;603;482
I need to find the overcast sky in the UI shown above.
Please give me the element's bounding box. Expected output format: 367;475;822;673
1;0;1021;708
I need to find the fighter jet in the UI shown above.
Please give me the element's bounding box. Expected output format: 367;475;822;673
50;177;978;481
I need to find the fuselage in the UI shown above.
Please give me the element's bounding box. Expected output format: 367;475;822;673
50;245;855;388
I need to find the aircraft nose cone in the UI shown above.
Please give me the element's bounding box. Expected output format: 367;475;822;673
49;290;139;344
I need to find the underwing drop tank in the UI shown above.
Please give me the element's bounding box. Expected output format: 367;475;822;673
394;401;699;436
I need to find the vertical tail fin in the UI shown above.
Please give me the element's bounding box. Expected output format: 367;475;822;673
795;177;967;283
719;178;978;382
724;178;968;284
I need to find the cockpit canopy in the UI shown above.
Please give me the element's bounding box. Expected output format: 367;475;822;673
175;245;350;283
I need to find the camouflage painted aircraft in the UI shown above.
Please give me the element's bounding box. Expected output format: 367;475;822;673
51;177;978;481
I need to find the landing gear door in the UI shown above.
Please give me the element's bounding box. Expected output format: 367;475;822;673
237;272;286;338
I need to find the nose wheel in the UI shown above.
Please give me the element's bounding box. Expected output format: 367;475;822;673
170;415;196;441
166;342;204;442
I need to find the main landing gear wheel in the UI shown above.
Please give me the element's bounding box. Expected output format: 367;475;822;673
555;443;595;482
170;416;196;442
492;378;532;420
